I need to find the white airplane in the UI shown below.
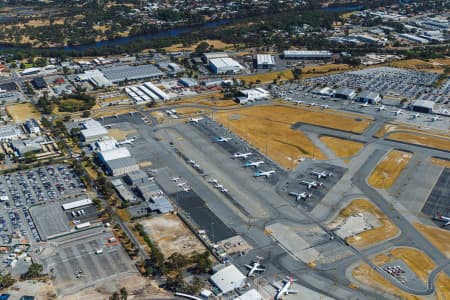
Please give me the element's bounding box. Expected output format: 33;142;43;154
320;104;331;109
289;191;312;201
118;137;136;145
359;102;369;108
170;177;181;182
254;170;275;178
220;188;229;193
183;187;191;192
188;159;196;164
177;182;188;187
215;184;224;189
392;109;403;116
311;170;333;179
434;213;450;226
244;258;265;277
430;115;442;122
216;136;232;142
233;152;252;159
294;100;304;105
207;178;218;184
189;117;203;123
411;113;421;118
244;160;264;168
309;102;317;107
273;277;298;300
300;180;322;189
377;105;386;111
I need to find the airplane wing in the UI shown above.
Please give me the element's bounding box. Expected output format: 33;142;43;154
445;221;450;226
244;264;253;269
271;282;282;290
256;267;265;271
287;289;299;294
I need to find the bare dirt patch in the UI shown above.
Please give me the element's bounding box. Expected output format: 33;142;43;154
6;103;41;122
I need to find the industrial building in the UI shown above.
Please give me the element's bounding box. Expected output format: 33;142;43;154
104;157;139;176
62;198;93;211
399;33;429;44
210;264;246;295
236;88;270;104
75;69;112;88
313;87;335;96
148;195;174;214
333;88;356;100
0;125;21;141
124;169;148;185
10;136;45;156
79;119;109;143
178;77;198;87
411;100;435;113
233;289;263;300
101;64;163;83
24;119;41;134
111;179;138;203
209;57;244;74
94;139;117;152
356;91;381;104
202;52;228;64
31;77;47;89
283;50;332;60
255;54;276;69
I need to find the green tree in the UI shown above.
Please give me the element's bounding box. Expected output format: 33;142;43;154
119;287;127;300
0;274;16;289
22;262;44;279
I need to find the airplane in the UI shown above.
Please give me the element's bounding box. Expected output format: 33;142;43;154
189;117;203;123
320;104;331;109
183;187;191;192
244;160;265;168
289;191;312;201
254;170;276;178
309;102;317;107
392;109;403;116
129;111;134;115
377;105;386;111
273;277;298;299
188;159;196;164
293;100;304;105
216;136;232;142
114;114;118;118
233;152;252;159
300;180;322;189
118;137;136;145
311;170;333;179
220;188;229;193
170;177;181;182
244;258;265;277
177;182;188;187
207;178;218;184
434;213;450;226
430;115;442;122
215;184;224;189
411;113;421;119
359;102;369;108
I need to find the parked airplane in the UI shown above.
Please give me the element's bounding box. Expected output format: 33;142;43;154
294;100;304;105
244;160;264;168
118;137;136;145
177;182;188;187
430;115;442;122
434;213;450;226
207;178;218;184
254;170;275;178
311;170;333;179
215;184;224;189
189;117;203;123
320;104;331;109
359;102;369;108
289;191;312;201
411;113;421;118
377;105;386;111
233;152;252;159
220;188;229;193
170;177;181;182
188;159;196;164
309;102;317;107
392;109;403;116
244;258;265;277
300;180;322;189
183;187;191;192
216;136;232;142
273;277;298;299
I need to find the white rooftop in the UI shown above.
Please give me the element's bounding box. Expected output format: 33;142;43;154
256;54;275;65
233;289;263;300
95;139;117;152
210;264;246;294
100;147;131;162
210;57;244;69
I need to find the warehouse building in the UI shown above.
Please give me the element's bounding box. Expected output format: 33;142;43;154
399;33;429;44
62;198;93;211
356;91;381;104
79;119;109;143
94;138;117;152
101;64;163;83
104;157;139;176
143;82;170;101
111;179;138;203
178;77;198;87
209;57;244;74
313;87;335;96
24;119;41;134
411;100;435;114
255;54;276;69
210;264;246;295
202;52;228;64
283;50;332;60
333;88;356;100
233;289;263;300
124;169;148;185
149;195;174;214
236;88;270;104
136;181;163;201
0;125;22;141
75;69;112;88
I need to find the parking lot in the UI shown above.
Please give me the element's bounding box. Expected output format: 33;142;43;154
285;162;347;212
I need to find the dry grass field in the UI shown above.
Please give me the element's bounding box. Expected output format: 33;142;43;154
430;157;450;168
301;63;353;78
198;99;239;108
414;223;450;258
353;247;447;300
140;214;206;257
6;103;41;122
91;107;137;118
387;132;450;152
389;58;450;74
237;69;294;84
331;199;399;249
368;150;413;189
319;136;365;159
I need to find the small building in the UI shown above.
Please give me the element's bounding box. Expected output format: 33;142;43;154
124;169;148;185
136;181;162;201
209;58;244;74
24;119;40;134
111;179;137;202
283;50;332;60
313;87;335;97
79;119;109;143
233;289;263;300
62;198;93;211
255;54;275;69
411;100;435;114
104;157;139;176
0;125;21;141
210;264;246;295
31;77;47;89
149;195;174;214
333;88;356;100
356;91;381;104
178;77;198;87
10;137;44;156
236;88;270;104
